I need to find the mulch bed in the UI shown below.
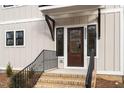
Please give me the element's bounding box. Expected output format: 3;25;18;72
0;73;124;88
0;73;9;88
96;77;122;88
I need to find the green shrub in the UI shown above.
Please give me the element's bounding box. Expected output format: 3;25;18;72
6;63;13;77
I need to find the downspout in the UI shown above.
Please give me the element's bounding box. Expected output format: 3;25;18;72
98;8;101;40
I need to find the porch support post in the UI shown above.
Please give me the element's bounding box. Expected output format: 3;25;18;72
98;8;101;40
45;15;55;41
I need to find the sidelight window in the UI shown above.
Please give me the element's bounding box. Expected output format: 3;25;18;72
56;27;64;56
87;25;96;56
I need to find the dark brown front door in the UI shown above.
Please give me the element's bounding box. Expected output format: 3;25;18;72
68;27;84;67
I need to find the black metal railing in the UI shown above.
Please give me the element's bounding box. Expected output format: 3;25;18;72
10;50;58;88
85;49;95;88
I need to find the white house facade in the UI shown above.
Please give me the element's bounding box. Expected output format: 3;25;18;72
0;5;124;76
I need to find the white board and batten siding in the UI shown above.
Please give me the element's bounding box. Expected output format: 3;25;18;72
97;12;121;74
0;5;43;22
0;5;55;70
0;20;55;70
0;5;123;75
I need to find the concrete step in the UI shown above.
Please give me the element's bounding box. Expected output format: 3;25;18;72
39;76;84;81
34;82;84;88
34;72;86;88
38;77;84;85
42;73;85;79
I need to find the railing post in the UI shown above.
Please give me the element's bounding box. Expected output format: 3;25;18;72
43;50;45;71
85;49;95;88
57;54;58;69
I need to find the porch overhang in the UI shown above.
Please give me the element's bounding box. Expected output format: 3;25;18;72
40;5;103;16
40;5;104;41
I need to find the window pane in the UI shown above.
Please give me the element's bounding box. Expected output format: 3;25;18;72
56;28;64;56
69;30;81;53
87;25;96;56
16;31;23;38
6;32;14;46
16;31;24;45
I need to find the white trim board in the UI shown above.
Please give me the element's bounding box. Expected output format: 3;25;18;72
0;67;23;71
39;5;75;10
120;8;124;75
97;71;123;75
53;8;123;19
0;17;44;25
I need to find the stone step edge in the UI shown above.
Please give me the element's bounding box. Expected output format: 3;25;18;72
37;78;84;85
34;85;84;88
34;82;84;88
35;81;95;88
39;76;85;81
40;75;85;79
42;73;85;78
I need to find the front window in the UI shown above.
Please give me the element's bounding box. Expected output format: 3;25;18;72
6;31;14;46
87;25;96;56
56;27;64;56
6;30;24;47
16;31;24;45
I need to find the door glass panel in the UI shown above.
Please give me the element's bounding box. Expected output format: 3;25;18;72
70;30;81;53
87;25;96;56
